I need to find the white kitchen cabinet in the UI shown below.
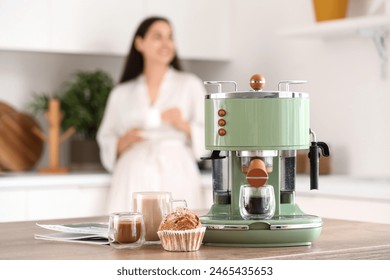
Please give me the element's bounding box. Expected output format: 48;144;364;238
146;0;231;60
0;172;212;222
50;0;145;55
0;0;51;51
295;175;390;224
0;0;144;55
0;173;111;222
0;0;231;60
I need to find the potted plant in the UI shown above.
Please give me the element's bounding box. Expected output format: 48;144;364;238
28;69;114;170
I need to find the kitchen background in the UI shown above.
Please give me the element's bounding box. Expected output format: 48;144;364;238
1;0;390;223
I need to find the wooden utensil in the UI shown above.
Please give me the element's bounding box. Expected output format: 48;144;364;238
35;98;75;174
0;102;44;171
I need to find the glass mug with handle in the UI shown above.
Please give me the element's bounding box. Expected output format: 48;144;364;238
132;192;187;243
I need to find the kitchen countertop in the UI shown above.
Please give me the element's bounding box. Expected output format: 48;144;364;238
0;171;111;188
296;175;390;201
3;171;389;198
1;172;389;224
1;216;390;260
2;171;389;200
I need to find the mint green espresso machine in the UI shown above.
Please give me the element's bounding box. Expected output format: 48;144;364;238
200;74;330;247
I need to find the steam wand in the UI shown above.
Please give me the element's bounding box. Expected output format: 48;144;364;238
308;129;330;190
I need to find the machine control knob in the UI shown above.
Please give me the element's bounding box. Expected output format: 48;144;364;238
246;158;269;187
218;119;226;126
218;128;226;136
250;74;265;91
218;109;227;117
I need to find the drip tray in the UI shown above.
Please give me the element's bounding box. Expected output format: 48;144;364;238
200;215;323;247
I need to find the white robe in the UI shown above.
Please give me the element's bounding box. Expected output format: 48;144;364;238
97;69;207;213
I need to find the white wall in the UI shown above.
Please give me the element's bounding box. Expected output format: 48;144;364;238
0;51;124;110
1;0;389;177
0;51;124;168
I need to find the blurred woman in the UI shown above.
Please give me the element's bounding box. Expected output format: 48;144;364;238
97;16;207;213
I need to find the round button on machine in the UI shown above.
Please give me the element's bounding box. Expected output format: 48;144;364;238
218;128;226;136
218;109;226;117
218;119;226;126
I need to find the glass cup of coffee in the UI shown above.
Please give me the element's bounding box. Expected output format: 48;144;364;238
108;212;145;249
132;192;187;244
239;184;275;220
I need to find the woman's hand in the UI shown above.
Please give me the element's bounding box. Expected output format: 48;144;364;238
161;107;191;136
117;128;143;157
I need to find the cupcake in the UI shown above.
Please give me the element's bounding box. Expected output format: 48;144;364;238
157;208;206;252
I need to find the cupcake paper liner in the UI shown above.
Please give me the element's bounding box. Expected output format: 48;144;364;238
157;227;206;252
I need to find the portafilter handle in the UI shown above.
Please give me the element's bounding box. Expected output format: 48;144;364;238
246;158;269;187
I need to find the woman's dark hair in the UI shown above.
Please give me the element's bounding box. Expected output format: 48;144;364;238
119;16;182;83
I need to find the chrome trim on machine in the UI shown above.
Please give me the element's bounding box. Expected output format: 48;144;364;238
237;150;278;157
204;222;322;231
270;222;323;230
205;225;250;231
205;91;309;99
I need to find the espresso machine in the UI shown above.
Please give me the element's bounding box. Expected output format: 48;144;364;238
200;74;329;247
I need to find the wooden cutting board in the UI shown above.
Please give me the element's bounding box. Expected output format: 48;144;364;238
0;102;15;115
0;102;44;171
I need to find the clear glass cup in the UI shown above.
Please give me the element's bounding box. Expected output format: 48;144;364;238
239;184;275;220
132;192;187;244
108;212;145;249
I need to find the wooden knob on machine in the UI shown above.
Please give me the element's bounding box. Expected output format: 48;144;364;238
246;158;269;187
249;74;265;91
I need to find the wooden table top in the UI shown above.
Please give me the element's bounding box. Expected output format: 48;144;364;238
1;217;389;260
